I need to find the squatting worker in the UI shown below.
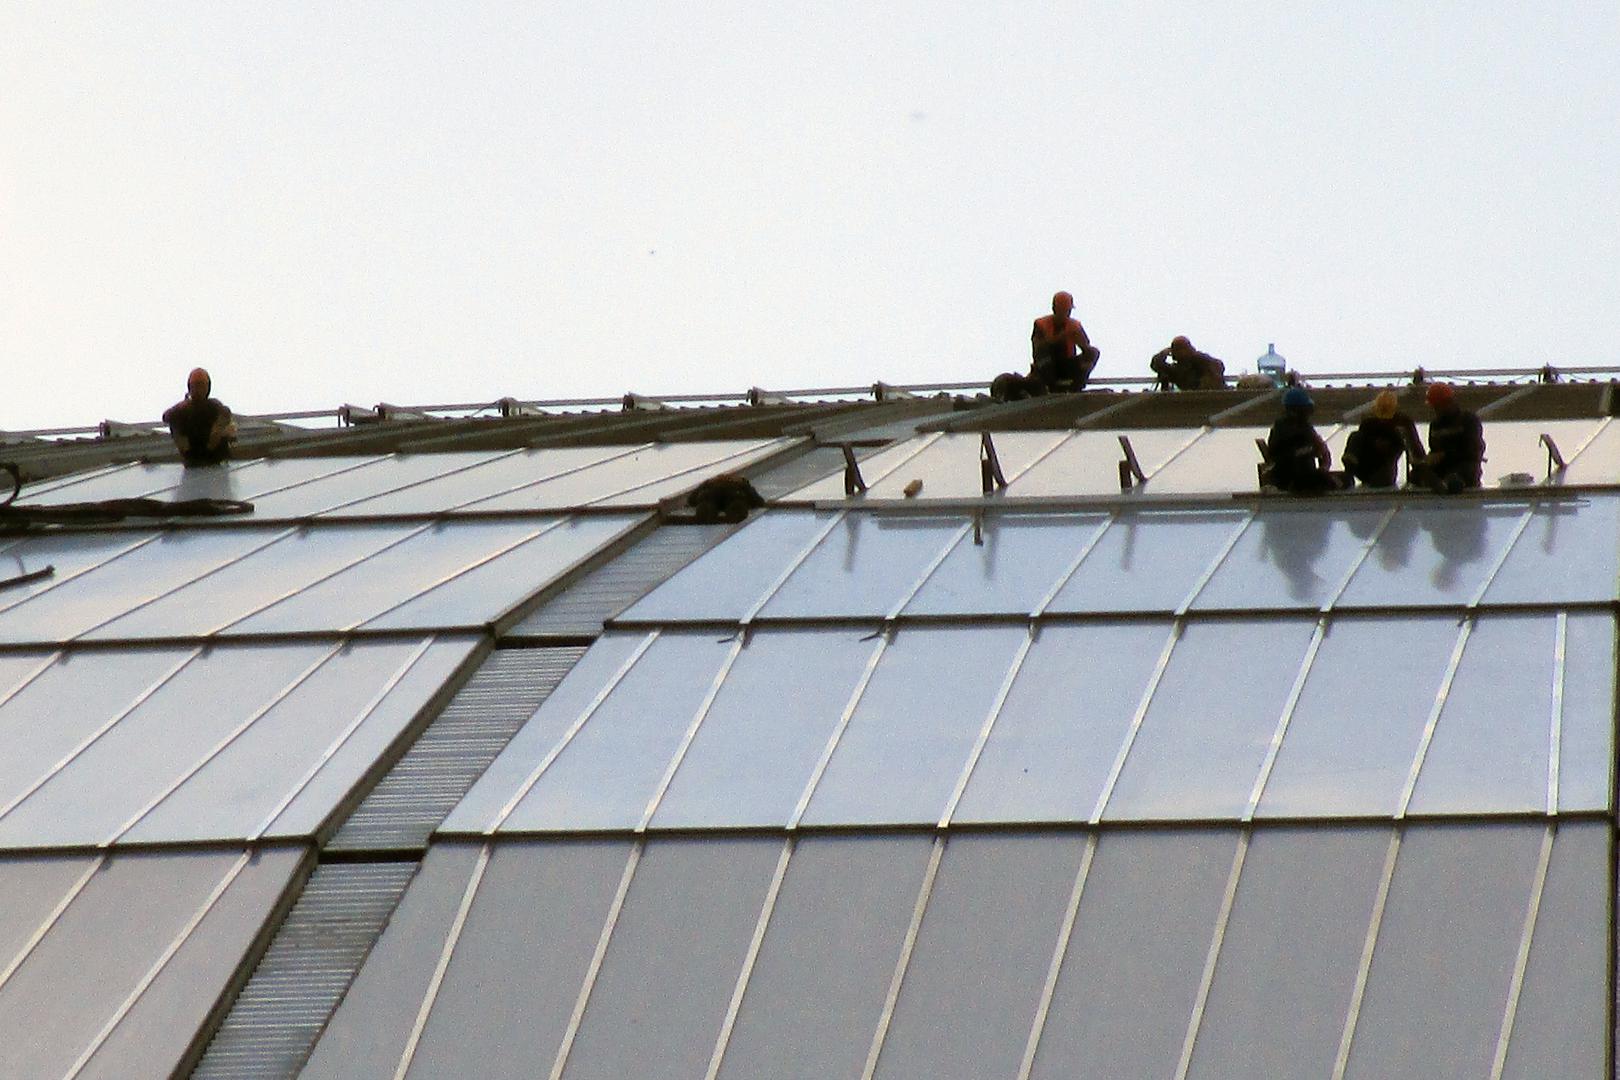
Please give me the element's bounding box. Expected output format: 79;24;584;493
1422;383;1486;493
162;367;236;466
1342;390;1424;488
1031;291;1100;392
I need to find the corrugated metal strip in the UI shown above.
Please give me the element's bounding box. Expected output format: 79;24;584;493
326;647;588;852
188;861;418;1080
510;525;732;637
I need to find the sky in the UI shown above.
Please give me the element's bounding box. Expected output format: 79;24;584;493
2;3;1617;429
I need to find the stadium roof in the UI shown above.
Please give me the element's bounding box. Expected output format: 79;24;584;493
0;371;1613;1078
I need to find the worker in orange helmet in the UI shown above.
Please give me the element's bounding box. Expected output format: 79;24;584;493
161;367;237;466
1419;383;1485;493
991;290;1102;401
1030;291;1100;392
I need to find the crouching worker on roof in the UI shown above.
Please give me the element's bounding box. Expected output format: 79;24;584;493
1150;336;1226;390
1267;388;1347;494
162;367;236;467
1342;390;1424;488
1416;383;1485;494
990;291;1100;401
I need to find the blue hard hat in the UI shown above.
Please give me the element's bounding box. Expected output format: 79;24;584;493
1282;387;1313;409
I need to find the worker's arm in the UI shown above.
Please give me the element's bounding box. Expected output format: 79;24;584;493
1312;433;1333;469
205;405;236;451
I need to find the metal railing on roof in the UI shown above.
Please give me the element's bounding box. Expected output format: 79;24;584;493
6;364;1616;442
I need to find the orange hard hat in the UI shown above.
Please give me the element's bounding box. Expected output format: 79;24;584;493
1425;383;1455;408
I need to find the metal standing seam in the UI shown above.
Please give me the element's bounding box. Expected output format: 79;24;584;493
488;630;661;834
787;631;890;830
1173;833;1251;1080
350;517;573;631
547;843;644;1080
1331;829;1403;1080
859;835;946;1080
103;641;349;846
1488;825;1556;1080
391;844;494;1080
1015;835;1099;1080
0;646;205;825
61;850;254;1080
702;838;795;1080
636;636;747;831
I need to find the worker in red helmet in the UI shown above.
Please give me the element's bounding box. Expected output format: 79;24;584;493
161;367;236;466
1150;335;1226;391
1030;291;1099;392
1420;383;1485;493
991;291;1102;401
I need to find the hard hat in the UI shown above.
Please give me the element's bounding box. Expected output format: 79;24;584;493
1283;387;1313;410
1372;390;1398;419
1425;383;1455;409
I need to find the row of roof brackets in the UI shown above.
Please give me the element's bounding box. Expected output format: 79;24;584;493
840;444;868;495
1118;435;1148;490
980;432;1008;494
1541;433;1566;478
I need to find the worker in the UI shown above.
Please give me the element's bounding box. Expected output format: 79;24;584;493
1420;383;1485;493
162;367;236;466
1150;335;1226;390
1342;390;1424;488
1031;291;1099;392
1266;387;1345;494
990;290;1100;401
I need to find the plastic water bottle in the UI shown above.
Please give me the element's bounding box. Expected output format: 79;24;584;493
1257;343;1287;387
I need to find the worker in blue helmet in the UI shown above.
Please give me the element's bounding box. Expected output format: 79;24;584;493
1266;387;1346;494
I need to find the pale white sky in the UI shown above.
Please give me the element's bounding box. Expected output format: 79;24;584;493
2;3;1616;429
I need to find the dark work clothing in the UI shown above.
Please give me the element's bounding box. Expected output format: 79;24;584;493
1426;408;1485;491
990;371;1049;402
162;397;233;466
1031;315;1098;391
1343;414;1423;488
1267;411;1336;493
1151;349;1226;391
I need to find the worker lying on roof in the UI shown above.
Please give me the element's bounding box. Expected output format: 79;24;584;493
1150;335;1226;390
1266;388;1349;494
1342;390;1424;488
990;291;1101;401
162;367;236;467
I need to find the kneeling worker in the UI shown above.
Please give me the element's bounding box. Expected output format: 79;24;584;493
1342;390;1424;488
162;367;236;466
1267;388;1345;494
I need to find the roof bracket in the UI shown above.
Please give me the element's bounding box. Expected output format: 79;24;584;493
622;392;668;412
747;387;789;406
1118;435;1147;490
97;420;157;439
840;444;868;496
980;432;1008;494
339;404;380;426
873;381;917;402
498;397;546;418
1541;433;1566;477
